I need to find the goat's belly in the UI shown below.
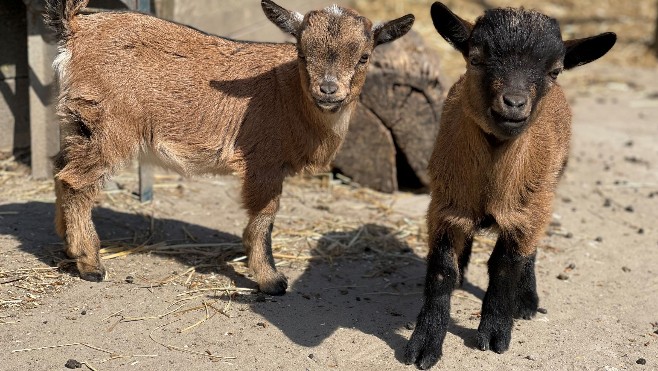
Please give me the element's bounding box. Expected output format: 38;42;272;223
139;145;235;177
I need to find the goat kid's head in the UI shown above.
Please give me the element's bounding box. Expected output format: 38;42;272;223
262;0;414;113
430;2;616;139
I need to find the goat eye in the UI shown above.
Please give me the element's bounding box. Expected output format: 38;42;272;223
469;56;482;67
359;54;370;64
549;68;562;79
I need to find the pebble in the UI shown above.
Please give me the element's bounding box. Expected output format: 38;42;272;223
622;266;631;273
603;198;612;207
537;308;548;314
624;205;635;213
567;263;576;270
638;228;644;234
525;355;537;361
125;276;134;284
405;322;415;330
81;309;87;315
256;322;267;328
65;359;82;369
595;236;603;242
308;353;315;360
557;273;569;280
636;358;646;365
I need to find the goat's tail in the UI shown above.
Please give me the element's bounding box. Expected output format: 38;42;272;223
44;0;89;41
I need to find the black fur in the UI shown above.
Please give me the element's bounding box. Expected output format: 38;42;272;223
472;9;565;116
44;0;88;41
404;232;458;370
564;33;617;69
476;235;537;353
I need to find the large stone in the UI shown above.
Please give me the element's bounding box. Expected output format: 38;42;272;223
335;30;445;192
333;102;397;193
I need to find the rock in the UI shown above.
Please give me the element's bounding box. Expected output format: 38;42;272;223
65;359;82;369
333;103;396;192
636;358;646;365
334;30;445;192
557;273;569;280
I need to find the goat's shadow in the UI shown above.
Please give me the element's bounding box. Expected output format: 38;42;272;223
248;224;486;360
0;201;485;359
0;201;250;286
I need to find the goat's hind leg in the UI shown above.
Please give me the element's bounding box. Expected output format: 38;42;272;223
54;112;132;281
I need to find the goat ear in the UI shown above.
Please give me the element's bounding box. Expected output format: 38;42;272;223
563;32;616;70
430;2;473;57
373;14;415;47
261;0;303;38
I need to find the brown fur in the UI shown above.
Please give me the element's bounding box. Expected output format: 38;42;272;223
47;0;413;293
427;74;571;263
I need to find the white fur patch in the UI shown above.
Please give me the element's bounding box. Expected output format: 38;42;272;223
325;4;342;16
53;46;71;82
292;11;304;24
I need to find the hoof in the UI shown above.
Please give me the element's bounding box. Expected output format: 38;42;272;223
77;262;106;282
258;272;288;296
477;315;512;354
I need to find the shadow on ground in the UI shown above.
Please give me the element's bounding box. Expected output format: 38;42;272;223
0;202;485;358
249;224;485;360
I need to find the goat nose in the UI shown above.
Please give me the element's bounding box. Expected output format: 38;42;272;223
320;81;338;95
502;94;527;108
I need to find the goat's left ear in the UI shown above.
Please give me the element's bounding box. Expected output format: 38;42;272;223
563;32;616;70
261;0;304;38
373;14;415;47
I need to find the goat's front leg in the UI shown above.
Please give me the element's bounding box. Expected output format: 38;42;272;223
242;181;287;295
477;233;538;353
404;226;467;370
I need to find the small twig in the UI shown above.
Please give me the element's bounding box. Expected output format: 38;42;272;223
0;277;25;285
12;342;113;354
361;291;423;296
102;309;125;321
149;319;236;360
177;287;255;297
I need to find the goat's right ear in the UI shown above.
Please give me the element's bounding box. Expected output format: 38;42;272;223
430;2;473;57
261;0;304;38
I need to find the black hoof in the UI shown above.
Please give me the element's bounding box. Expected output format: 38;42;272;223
80;270;105;282
477;315;512;353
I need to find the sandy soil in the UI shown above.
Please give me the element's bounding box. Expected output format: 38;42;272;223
1;2;658;368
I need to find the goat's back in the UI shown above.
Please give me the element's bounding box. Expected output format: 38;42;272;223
58;11;305;176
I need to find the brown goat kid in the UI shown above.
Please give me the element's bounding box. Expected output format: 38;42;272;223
45;0;414;295
404;3;615;369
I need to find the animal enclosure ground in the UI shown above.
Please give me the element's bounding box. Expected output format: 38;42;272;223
2;0;658;366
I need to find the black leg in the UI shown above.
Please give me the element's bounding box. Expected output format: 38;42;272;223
477;235;532;354
404;232;457;370
514;253;538;319
458;236;473;287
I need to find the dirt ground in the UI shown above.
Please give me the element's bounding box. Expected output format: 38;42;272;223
2;2;658;371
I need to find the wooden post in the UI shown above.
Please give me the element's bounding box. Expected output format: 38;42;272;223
26;0;58;179
654;0;658;57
